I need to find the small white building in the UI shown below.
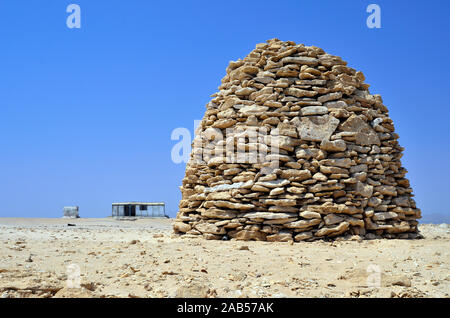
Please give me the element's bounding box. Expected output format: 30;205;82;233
63;206;80;218
112;202;166;218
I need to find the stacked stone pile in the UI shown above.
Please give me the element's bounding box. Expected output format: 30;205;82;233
174;39;421;241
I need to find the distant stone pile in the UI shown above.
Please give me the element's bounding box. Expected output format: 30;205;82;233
174;39;421;241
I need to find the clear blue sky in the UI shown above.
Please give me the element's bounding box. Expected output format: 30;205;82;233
0;0;449;221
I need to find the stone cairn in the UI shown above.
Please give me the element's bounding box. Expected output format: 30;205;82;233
174;39;421;242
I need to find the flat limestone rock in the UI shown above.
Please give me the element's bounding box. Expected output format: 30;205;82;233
373;212;399;221
298;115;340;142
284;219;321;229
280;169;312;181
228;230;266;241
299;211;322;219
204;182;245;193
212;118;236;129
320;139;346;152
340;115;380;146
263;199;297;207
255;179;291;188
355;182;374;198
266;231;294;242
315;221;350;237
281;56;318;66
201;209;239;219
294;231;314;241
242;212;297;220
174;222;192;233
324;214;345;226
209;201;255;210
238;105;269;116
195;223;226;235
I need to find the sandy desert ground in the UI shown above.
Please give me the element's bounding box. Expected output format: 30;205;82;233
0;217;448;298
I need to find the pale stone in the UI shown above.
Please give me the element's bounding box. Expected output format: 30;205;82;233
373;212;399;221
251;184;270;192
264;135;295;152
201;209;237;219
195;222;226;235
204;182;245;193
340;115;380;146
318;92;342;103
299;211;322;219
269;206;298;213
240;65;259;74
298;115;340;142
315;222;350;237
280;169;312;181
242;212;297;220
285;218;321;229
229;230;266;241
269;187;285;196
281;56;319;66
238;105;269;116
285;87;318;98
320;158;352;168
212;201;255;210
295;148;314;159
266;231;293;242
355;182;374;198
309;182;345;193
375;185;398;196
261;199;297;206
324;214;345;225
320;139;346;152
263;217;298;225
294;231;313;241
224;168;242;176
265;154;294;162
393;196;411;207
206;191;232;201
212;118;236;129
312;172;327;182
308;203;361;215
324;101;347;109
301;106;328;116
174;222;191;233
368;197;382;207
235;87;256;96
255;179;290;188
287;187;305;194
350;164;368;174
